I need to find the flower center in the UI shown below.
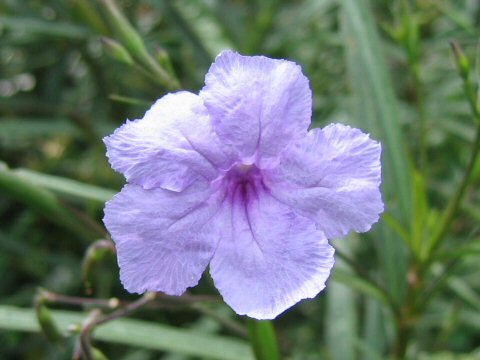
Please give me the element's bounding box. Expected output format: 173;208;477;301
222;163;264;204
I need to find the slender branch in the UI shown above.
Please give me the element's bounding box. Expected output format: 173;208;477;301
79;309;102;360
77;294;155;360
98;0;180;90
425;43;480;259
412;63;428;172
94;292;156;327
427;125;480;257
43;290;120;309
392;42;480;359
43;288;245;352
42;289;220;309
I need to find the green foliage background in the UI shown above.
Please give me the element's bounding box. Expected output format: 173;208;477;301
1;0;480;359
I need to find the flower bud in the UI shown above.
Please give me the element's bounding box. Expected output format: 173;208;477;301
155;47;175;75
101;37;134;65
98;0;148;59
82;239;115;294
450;41;470;80
35;291;62;344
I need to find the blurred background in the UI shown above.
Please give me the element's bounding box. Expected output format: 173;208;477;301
1;0;480;359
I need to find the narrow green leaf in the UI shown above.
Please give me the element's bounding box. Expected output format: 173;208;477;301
109;94;152;107
342;0;412;303
98;0;179;89
156;1;223;64
332;268;391;309
0;117;79;139
361;298;387;360
326;240;358;360
0;16;90;39
70;0;110;36
411;171;428;256
0;163;102;240
0;306;254;360
0;117;115;140
342;0;412;221
12;168;115;204
382;213;410;246
447;277;480;312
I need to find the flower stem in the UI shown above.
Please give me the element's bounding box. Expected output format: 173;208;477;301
392;42;480;358
98;0;181;90
392;261;423;359
412;63;428;173
246;319;280;360
425;43;480;258
427;126;480;255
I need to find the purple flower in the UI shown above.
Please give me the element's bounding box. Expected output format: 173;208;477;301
103;50;383;319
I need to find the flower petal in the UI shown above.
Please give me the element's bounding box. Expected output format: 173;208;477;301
103;182;223;295
266;123;383;239
104;91;233;192
200;50;312;167
209;189;334;319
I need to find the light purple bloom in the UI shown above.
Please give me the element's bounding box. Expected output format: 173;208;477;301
103;50;383;319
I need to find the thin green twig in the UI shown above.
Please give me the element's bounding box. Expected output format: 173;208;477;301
425;43;480;259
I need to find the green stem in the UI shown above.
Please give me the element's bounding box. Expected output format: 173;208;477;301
426;122;480;258
394;41;480;359
98;0;180;90
392;260;423;359
413;63;428;173
425;43;480;259
246;319;279;360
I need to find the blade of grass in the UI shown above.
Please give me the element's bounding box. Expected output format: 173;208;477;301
0;16;90;39
342;0;412;222
157;1;215;65
13;168;115;204
0;163;103;241
326;239;358;360
361;298;388;360
0;305;254;360
0;117;79;138
341;0;412;303
332;269;394;312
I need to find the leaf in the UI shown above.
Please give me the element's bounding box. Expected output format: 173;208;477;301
332;268;391;309
411;171;429;256
0;305;254;360
341;0;413;221
447;277;480;312
360;298;387;360
157;1;231;63
0;117;79;139
382;213;410;246
13;168;115;204
325;239;358;360
0;163;103;240
341;0;412;303
0;16;90;40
